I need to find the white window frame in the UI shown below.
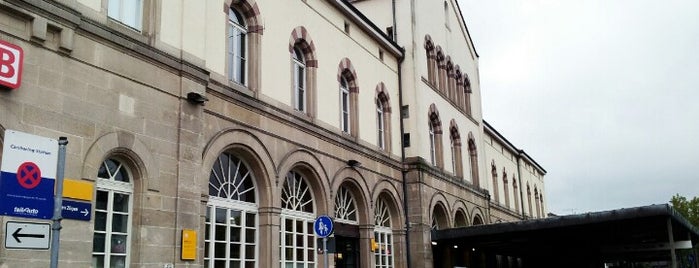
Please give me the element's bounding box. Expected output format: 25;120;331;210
92;159;134;268
450;139;456;174
377;100;385;149
293;47;306;112
228;8;247;85
204;152;258;268
108;0;143;31
429;124;436;165
280;171;316;268
334;187;358;225
374;199;393;268
340;77;351;133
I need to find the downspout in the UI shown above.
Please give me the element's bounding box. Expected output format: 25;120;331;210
394;1;412;268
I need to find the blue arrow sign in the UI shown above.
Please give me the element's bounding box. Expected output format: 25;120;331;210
61;199;91;221
314;215;334;238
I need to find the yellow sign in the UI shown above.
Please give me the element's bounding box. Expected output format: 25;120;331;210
181;229;197;260
62;179;94;201
371;238;378;252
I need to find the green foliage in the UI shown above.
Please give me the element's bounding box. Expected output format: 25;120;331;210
670;194;699;228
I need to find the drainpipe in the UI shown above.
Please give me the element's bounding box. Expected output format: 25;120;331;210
393;1;411;267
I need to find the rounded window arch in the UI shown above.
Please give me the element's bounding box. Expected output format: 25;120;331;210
467;133;479;187
204;152;258;267
472;214;484;226
431;202;449;230
93;157;136;268
289;26;318;117
338;58;359;137
449;120;463;178
334;185;358;224
228;8;247;85
375;83;392;152
226;0;263;91
428;104;443;168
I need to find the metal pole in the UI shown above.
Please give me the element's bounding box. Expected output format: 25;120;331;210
323;237;328;268
50;137;68;268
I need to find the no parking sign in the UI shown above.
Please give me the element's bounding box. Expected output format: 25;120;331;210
0;130;58;219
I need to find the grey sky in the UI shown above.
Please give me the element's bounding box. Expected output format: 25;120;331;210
458;0;699;214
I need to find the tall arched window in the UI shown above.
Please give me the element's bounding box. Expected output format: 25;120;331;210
376;84;392;152
436;47;446;92
449;121;463;178
292;47;306;112
92;158;134;268
429;124;436;166
454;209;468;227
205;152;257;267
503;170;510;208
280;171;316;268
513;177;520;213
468;135;480;187
472;214;484;226
464;75;472;116
340;76;351;133
535;187;541;218
374;197;393;268
491;163;499;203
540;193;545;217
424;36;436;85
527;184;533;217
377;99;385;149
228;8;247;85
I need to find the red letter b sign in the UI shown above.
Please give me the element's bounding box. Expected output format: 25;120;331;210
0;40;23;90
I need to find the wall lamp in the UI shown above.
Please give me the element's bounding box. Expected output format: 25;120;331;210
186;92;208;105
347;159;361;168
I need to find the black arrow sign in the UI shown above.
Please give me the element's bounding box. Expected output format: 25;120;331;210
12;227;46;243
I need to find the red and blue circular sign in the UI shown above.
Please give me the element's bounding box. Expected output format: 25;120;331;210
16;162;41;189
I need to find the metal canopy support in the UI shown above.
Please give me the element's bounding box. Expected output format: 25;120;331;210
667;218;677;268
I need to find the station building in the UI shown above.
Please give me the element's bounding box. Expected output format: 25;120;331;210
0;0;546;267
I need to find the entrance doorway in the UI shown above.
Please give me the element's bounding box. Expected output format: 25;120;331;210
334;222;360;268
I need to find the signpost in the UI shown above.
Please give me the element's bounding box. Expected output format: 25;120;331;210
5;221;50;250
314;215;334;268
0;130;58;219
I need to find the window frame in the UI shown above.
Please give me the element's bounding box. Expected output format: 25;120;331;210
280;170;316;268
340;76;351;133
377;99;385;149
292;47;307;112
228;8;248;86
107;0;144;31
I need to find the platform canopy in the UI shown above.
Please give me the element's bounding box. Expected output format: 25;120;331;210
432;204;699;268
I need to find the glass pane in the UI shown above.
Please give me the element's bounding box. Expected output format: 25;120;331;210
215;242;226;258
245;245;255;259
245;261;255;268
216;208;227;224
215;225;226;241
111;213;129;233
92;233;105;253
296;234;303;247
230;244;241;258
111;235;127;253
92;256;104;268
96;191;108;210
230;210;241;226
285;247;293;260
110;256;126;268
229;260;240;268
113;193;129;212
205;241;210;257
94;211;107;231
246;213;255;227
296;249;304;261
286;219;293;232
230;227;241;242
285;233;293;246
307;248;314;261
215;260;226;268
245;229;255;243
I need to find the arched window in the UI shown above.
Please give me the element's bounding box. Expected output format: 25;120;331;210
375;84;392;152
428;104;443;168
228;8;247;85
374;197;393;268
449;121;463;178
468;135;480;187
503;169;510;208
431;203;449;230
340;76;351;133
472;214;484;226
436;47;446;92
424;36;436;85
527;184;533;217
92;158;134;268
540;193;545;217
292;47;306;112
335;186;358;224
446;59;455;99
377;99;385;149
280;171;315;268
205;153;257;267
464;75;472;116
513;177;520;213
429;124;436;166
491;162;499;203
535;187;541;218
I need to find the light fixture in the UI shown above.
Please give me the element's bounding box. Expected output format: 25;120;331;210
186;92;208;105
347;159;361;168
453;245;458;249
431;241;437;246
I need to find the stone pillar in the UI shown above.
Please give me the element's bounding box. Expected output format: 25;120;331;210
258;206;281;268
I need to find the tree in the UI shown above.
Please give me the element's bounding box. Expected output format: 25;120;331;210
670;194;699;228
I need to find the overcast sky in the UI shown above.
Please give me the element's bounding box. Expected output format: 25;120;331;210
457;0;699;215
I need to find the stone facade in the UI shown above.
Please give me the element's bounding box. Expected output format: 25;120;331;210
0;1;545;268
